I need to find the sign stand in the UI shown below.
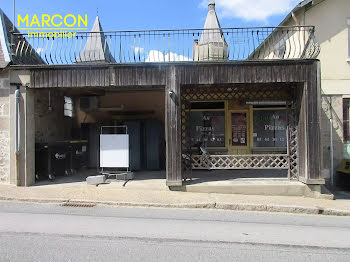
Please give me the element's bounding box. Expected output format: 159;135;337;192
99;126;134;181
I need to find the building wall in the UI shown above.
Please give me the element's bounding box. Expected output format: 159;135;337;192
0;70;10;183
34;89;72;143
251;0;349;181
283;0;350;181
283;0;350;93
321;95;344;179
303;0;350;95
305;0;350;181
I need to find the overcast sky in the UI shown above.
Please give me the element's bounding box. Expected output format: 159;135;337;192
1;0;300;31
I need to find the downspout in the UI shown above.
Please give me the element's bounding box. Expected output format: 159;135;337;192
329;98;334;186
15;87;20;185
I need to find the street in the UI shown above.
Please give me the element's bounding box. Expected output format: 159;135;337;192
0;201;350;261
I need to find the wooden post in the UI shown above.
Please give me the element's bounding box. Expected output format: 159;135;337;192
298;61;324;184
165;66;182;186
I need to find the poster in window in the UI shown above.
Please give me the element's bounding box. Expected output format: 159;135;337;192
231;113;247;146
253;110;287;147
190;111;225;148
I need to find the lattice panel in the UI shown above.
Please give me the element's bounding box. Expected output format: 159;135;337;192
181;84;293;103
287;104;299;180
181;101;192;165
191;154;290;170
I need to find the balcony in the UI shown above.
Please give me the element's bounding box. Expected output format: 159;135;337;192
11;26;320;65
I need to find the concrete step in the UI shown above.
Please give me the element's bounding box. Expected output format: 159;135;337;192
172;179;325;198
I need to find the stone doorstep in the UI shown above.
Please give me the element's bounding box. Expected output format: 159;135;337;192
171;182;334;199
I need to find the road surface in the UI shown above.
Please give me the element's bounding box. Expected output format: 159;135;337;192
0;201;350;261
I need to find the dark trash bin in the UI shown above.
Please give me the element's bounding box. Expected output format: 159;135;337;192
35;143;49;181
66;140;88;173
48;142;70;180
35;142;70;181
336;159;350;189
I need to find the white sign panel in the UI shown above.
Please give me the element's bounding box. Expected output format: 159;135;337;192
100;134;129;168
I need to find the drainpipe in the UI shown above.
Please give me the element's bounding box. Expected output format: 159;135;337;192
329;98;334;187
330;118;334;186
15;88;20;185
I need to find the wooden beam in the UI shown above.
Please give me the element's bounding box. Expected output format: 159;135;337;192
297;61;323;183
165;66;182;186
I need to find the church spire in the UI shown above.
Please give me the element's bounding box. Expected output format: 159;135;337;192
209;0;215;10
76;16;116;63
201;0;225;43
193;0;228;61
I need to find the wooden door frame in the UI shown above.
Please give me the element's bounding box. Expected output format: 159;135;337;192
227;109;251;154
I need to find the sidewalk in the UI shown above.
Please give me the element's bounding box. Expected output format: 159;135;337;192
1;181;350;216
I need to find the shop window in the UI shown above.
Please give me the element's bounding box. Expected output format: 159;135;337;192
64;96;74;118
344;98;350;142
190;102;225;148
253;109;287;148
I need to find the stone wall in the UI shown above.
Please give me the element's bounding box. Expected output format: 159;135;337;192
0;70;10;183
321;95;344;183
34;89;72;143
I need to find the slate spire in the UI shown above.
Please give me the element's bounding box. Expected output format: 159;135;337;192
76;16;116;63
200;0;226;44
193;0;228;61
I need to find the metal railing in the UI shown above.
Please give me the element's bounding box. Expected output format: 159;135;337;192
12;26;320;65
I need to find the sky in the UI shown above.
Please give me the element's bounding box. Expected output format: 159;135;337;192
0;0;301;31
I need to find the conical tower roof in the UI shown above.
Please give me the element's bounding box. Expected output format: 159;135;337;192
76;16;115;63
200;0;226;44
0;8;44;66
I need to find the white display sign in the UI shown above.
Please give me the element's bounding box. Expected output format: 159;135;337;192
100;134;129;168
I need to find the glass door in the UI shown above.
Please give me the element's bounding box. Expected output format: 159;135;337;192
228;111;249;154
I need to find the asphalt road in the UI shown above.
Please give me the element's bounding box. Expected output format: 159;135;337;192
0;201;350;262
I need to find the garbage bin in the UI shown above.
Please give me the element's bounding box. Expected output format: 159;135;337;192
66;140;88;173
48;142;70;179
35;143;49;181
337;158;350;189
35;142;70;181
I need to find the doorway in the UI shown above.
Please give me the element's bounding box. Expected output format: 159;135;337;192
227;110;250;155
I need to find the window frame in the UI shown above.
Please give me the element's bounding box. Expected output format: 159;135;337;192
344;98;350;142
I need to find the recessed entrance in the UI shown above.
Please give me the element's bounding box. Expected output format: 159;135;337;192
181;83;298;181
33;87;166;185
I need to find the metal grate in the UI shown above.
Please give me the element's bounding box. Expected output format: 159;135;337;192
61;202;96;208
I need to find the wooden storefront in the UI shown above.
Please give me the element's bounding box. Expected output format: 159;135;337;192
11;59;323;187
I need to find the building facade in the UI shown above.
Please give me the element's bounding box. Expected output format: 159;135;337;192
262;0;350;183
0;2;325;193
